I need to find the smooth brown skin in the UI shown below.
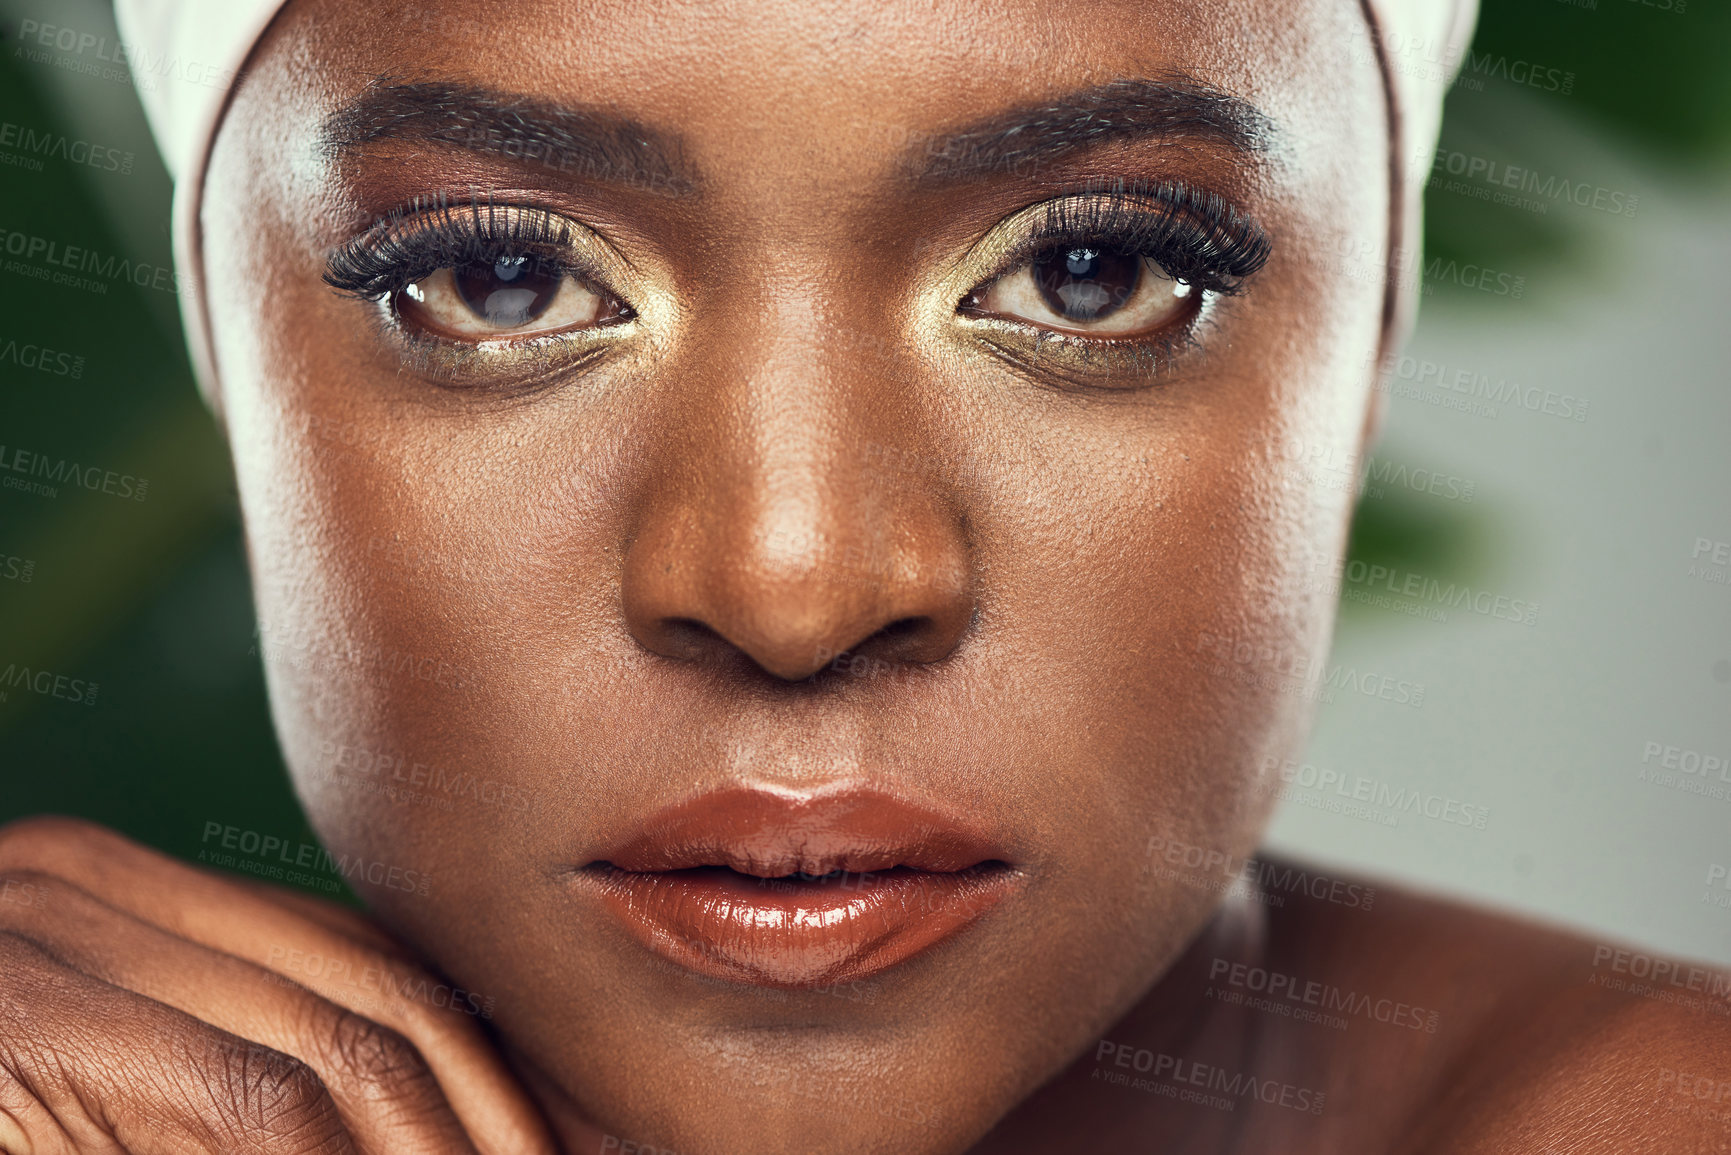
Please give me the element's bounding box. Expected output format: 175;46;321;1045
1;0;1726;1151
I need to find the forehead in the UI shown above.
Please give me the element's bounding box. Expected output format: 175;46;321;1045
269;0;1371;183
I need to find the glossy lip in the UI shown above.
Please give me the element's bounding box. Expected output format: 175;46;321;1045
576;787;1023;988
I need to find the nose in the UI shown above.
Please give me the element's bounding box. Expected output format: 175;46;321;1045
620;339;976;683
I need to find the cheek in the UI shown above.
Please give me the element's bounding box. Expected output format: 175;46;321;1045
200;219;486;861
909;399;1360;1074
221;380;607;840
203;123;616;847
974;228;1382;964
981;433;1343;855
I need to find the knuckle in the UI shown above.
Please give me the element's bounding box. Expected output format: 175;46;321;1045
0;931;61;1060
205;1036;351;1154
0;938;354;1154
0;929;74;1017
0;944;64;1145
310;1003;443;1108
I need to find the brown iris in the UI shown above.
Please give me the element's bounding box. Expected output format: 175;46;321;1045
1032;247;1142;323
453;255;565;329
395;251;632;340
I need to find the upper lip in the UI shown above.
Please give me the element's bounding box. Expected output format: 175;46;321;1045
588;784;1015;877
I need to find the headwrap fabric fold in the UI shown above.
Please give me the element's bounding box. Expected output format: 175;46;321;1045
115;0;288;405
1356;0;1483;366
112;0;1477;403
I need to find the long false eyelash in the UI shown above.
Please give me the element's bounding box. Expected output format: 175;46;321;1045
1012;178;1271;295
324;193;582;300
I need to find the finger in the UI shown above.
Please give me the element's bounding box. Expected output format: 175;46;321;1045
0;870;478;1155
0;930;358;1155
0;818;556;1155
228;874;413;955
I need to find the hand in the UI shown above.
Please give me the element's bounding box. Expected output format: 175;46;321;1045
0;815;558;1155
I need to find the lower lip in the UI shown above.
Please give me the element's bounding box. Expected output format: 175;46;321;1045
585;863;1020;988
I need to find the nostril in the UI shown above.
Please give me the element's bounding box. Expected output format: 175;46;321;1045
645;612;959;682
876;617;928;644
621;497;976;680
651;618;731;664
839;615;963;669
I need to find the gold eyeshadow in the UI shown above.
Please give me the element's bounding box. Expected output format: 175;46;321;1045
323;178;1268;392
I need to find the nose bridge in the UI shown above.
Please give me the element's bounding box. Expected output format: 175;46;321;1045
621;303;975;682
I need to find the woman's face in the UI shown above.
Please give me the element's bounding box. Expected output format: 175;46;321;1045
204;0;1387;1148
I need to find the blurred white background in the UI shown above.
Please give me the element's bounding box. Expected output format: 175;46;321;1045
1269;87;1731;964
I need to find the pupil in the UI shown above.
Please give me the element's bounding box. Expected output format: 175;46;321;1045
454;254;560;328
1035;246;1141;322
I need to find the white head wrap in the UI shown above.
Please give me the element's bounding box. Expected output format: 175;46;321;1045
114;0;1476;403
114;0;286;403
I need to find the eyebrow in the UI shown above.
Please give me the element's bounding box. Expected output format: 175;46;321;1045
318;82;699;197
902;76;1273;184
319;74;1268;198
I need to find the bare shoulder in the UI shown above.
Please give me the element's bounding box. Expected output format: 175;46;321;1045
1261;859;1731;1153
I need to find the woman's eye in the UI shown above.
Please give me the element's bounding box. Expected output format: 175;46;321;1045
966;246;1194;336
393;254;630;339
